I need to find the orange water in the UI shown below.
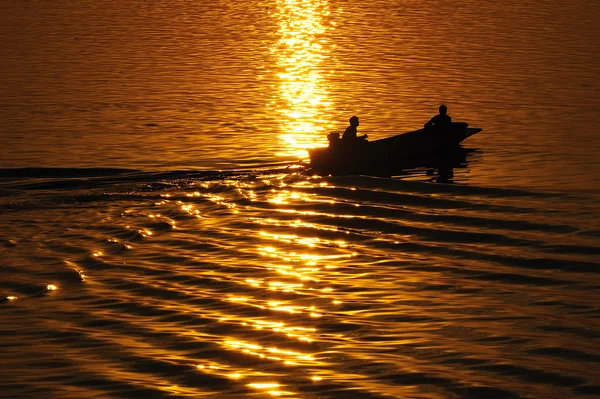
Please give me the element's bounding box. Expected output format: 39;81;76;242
2;170;599;398
1;0;598;190
1;1;599;398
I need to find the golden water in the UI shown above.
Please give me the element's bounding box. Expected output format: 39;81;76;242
1;1;599;398
1;0;598;190
2;171;599;398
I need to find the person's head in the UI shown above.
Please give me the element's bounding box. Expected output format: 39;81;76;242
349;116;359;126
439;105;447;115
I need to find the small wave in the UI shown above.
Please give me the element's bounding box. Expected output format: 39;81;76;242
1;166;590;203
0;167;139;179
328;174;574;199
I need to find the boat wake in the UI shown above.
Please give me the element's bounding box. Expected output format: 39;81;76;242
1;165;598;399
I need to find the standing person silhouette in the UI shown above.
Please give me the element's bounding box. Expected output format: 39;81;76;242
342;116;367;143
424;105;452;129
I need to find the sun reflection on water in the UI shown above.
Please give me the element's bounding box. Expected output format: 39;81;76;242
224;338;319;369
156;176;380;395
272;0;334;158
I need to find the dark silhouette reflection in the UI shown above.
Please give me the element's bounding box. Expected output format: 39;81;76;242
424;147;479;183
360;145;478;180
424;105;452;130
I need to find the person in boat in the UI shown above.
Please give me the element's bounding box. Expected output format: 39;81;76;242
342;116;368;144
424;105;452;129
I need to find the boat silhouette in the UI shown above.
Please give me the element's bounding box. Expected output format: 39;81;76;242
308;122;481;176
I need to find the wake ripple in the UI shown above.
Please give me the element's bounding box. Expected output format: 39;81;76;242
1;168;599;398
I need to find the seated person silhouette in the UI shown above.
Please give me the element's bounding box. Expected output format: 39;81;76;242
424;105;452;130
342;116;368;145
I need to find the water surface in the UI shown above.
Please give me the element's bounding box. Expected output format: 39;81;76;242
1;1;599;398
1;169;599;398
1;0;598;190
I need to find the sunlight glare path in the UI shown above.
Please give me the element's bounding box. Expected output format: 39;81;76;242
272;0;334;158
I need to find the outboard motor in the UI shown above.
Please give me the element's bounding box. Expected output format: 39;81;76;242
327;132;341;147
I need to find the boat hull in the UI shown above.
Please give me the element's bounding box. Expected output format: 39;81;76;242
308;122;481;175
